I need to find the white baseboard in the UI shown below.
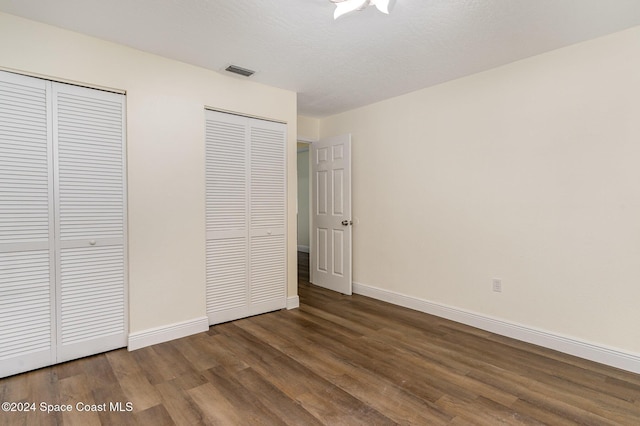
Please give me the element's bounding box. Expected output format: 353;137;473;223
128;316;209;351
353;282;640;374
297;245;310;253
287;295;300;310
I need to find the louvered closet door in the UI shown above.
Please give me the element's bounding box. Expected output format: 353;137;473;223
52;83;127;362
0;71;55;377
205;110;286;325
249;121;286;314
205;111;249;324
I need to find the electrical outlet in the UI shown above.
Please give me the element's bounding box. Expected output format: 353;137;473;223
492;278;502;293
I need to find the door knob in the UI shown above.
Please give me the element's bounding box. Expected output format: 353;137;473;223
89;240;96;246
341;220;352;226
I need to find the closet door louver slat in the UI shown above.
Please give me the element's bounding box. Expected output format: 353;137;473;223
206;238;248;318
250;235;285;306
206;119;247;234
55;89;124;241
0;250;52;371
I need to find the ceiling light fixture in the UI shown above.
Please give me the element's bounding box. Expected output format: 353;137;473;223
331;0;393;20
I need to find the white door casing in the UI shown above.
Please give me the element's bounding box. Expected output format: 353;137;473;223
311;134;352;295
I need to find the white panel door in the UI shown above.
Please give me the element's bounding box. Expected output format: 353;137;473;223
52;83;127;362
311;134;352;295
0;71;55;377
205;110;286;325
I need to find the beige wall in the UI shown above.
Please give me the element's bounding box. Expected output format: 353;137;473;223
319;26;640;354
297;115;320;141
0;12;298;333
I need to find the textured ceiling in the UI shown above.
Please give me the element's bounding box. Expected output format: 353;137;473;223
1;0;640;117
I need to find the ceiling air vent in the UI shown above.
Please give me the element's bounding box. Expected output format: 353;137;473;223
225;65;255;77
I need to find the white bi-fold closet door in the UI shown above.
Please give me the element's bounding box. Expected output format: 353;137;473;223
0;71;127;378
205;110;286;324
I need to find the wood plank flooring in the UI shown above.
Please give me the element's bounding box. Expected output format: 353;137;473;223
298;250;310;282
2;270;640;424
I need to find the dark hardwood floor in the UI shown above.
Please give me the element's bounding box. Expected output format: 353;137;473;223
298;250;310;282
1;257;640;424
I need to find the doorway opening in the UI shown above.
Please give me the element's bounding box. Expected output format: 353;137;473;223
297;141;311;283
